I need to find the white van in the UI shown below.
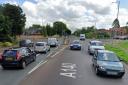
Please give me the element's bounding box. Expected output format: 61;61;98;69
80;34;85;40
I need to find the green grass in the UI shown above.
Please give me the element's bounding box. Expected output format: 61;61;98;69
105;44;128;63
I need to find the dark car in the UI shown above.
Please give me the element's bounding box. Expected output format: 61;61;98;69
19;39;34;47
70;40;81;50
92;50;125;78
0;47;36;69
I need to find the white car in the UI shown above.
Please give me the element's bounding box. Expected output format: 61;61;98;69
88;40;105;55
34;42;50;53
48;38;58;47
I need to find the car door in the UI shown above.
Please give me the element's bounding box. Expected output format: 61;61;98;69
92;51;98;67
26;48;33;63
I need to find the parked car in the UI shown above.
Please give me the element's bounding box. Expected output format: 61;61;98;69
48;38;58;47
88;40;105;55
19;39;34;47
34;42;50;53
0;47;36;69
92;50;125;78
70;40;81;50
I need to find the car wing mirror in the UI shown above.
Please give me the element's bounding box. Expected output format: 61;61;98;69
93;56;97;60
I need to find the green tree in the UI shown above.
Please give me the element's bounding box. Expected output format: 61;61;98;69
0;14;12;42
41;26;47;37
46;24;53;36
53;21;68;36
112;18;120;28
3;3;26;36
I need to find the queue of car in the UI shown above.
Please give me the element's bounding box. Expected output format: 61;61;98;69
69;38;125;78
88;40;125;78
0;37;59;69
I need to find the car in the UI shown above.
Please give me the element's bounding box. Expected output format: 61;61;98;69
47;38;58;47
70;40;81;50
92;50;125;78
88;40;105;55
19;39;34;47
34;42;50;53
0;47;36;69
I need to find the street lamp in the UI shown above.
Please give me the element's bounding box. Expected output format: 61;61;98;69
112;0;120;19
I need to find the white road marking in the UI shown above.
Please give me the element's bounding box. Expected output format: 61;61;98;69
60;63;77;79
28;46;67;75
28;60;48;74
60;72;76;79
50;46;66;58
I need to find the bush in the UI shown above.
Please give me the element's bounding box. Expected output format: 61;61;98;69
2;42;13;47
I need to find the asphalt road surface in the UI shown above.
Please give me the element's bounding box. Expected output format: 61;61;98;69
19;39;128;85
0;38;64;85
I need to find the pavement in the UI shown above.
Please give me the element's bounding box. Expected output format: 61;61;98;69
18;39;128;85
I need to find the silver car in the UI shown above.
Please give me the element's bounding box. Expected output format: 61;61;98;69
34;42;50;53
88;40;105;55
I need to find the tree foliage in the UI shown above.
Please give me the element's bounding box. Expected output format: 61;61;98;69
0;3;26;42
112;18;120;28
3;3;26;36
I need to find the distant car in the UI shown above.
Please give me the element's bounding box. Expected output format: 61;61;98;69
88;40;105;55
70;40;81;50
34;42;50;53
48;38;58;47
0;47;36;69
19;39;34;47
92;50;125;78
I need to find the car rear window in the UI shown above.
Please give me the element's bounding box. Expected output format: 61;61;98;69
36;43;44;46
3;50;17;57
91;42;103;46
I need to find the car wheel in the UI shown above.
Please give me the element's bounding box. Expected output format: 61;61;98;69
117;75;124;78
21;61;26;69
33;56;36;62
2;66;7;70
95;67;100;75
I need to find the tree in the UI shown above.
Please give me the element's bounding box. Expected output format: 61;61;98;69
3;3;26;36
46;24;53;36
0;14;12;42
53;21;68;36
112;18;120;28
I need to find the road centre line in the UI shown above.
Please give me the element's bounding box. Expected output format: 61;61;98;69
28;60;48;74
28;46;67;75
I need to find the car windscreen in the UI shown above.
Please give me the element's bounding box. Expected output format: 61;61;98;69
97;52;120;62
3;50;17;57
73;41;80;44
91;42;103;46
36;43;44;46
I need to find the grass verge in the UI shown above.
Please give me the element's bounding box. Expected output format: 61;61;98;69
105;43;128;63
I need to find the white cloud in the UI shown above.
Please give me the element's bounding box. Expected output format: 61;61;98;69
21;0;128;31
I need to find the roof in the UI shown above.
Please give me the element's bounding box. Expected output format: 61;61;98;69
98;50;114;53
36;42;46;44
90;40;102;43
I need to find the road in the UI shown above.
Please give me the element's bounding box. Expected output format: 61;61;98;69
0;38;64;85
19;39;128;85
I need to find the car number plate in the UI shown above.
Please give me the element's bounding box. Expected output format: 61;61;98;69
107;71;117;75
5;57;13;61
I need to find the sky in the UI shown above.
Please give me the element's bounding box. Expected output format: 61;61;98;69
0;0;128;32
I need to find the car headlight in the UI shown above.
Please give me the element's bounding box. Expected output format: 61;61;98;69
99;66;106;71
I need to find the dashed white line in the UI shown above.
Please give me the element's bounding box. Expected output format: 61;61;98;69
50;46;67;58
28;60;48;74
27;46;67;75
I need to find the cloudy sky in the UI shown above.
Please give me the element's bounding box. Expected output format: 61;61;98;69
0;0;128;31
